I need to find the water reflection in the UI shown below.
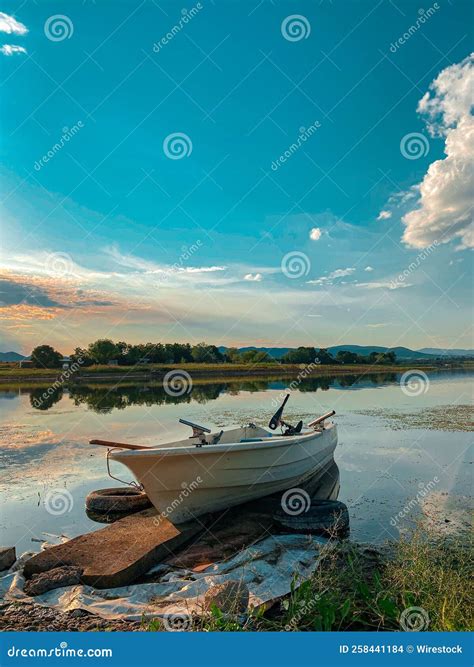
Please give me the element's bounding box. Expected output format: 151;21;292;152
11;373;401;413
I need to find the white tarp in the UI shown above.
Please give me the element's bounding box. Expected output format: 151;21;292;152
0;534;327;620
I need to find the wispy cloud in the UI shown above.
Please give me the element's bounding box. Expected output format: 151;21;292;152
377;210;392;221
308;267;356;286
356;280;411;290
364;266;374;272
244;273;263;281
1;44;26;56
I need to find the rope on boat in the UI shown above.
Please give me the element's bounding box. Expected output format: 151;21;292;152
106;447;143;491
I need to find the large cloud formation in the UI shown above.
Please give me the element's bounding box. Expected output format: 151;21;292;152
402;53;473;250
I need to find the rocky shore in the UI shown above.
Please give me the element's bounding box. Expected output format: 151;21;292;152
0;602;142;632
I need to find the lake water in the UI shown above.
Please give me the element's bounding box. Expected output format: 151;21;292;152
1;370;472;555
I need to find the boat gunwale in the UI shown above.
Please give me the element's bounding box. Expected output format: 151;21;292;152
109;423;336;460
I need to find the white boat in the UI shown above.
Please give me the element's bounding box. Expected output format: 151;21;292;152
90;397;337;523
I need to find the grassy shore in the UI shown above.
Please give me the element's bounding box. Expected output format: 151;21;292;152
0;361;461;384
143;530;473;632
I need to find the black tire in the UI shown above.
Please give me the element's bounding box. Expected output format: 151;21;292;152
85;487;152;514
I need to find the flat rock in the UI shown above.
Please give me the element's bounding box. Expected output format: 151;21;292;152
23;509;202;588
0;547;16;571
274;500;349;535
24;566;83;597
203;580;249;613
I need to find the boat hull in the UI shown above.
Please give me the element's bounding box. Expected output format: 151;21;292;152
110;423;338;523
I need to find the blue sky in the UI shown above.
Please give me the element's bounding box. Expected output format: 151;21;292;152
0;0;472;354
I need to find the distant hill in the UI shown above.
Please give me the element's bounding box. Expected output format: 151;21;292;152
418;347;474;357
218;346;291;359
327;345;432;359
219;345;473;360
0;351;27;362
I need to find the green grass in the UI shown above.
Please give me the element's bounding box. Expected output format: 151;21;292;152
141;530;473;632
0;361;444;380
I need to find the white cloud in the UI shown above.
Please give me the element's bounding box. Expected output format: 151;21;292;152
1;44;26;56
402;54;474;250
244;273;262;282
0;12;28;35
308;267;355;285
356;281;411;290
364;266;374;272
377;210;392;221
309;227;322;241
366;322;390;328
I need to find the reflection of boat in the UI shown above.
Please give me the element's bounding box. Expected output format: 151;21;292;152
90;397;338;523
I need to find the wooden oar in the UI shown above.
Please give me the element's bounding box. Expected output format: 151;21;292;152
89;439;149;450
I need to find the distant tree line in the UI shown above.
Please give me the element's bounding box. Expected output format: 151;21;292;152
28;341;397;369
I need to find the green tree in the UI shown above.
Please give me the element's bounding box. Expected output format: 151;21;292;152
70;347;93;366
315;348;336;365
191;342;224;363
282;347;318;364
30;345;62;369
87;339;118;364
336;350;358;364
240;350;273;363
